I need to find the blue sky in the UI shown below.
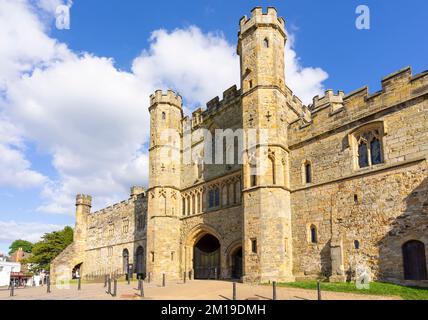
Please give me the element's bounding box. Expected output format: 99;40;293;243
0;0;427;254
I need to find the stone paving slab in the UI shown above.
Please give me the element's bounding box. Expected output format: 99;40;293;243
0;280;400;301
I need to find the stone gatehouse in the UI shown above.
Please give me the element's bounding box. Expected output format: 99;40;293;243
51;7;428;287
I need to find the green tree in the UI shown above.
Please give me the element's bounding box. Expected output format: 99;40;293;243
25;226;74;272
8;239;33;255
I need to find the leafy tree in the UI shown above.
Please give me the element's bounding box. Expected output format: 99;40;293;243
8;239;33;255
25;226;74;272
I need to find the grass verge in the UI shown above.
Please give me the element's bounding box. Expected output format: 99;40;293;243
276;281;428;300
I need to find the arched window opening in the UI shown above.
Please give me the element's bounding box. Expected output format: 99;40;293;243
269;157;276;185
123;249;129;274
354;240;360;250
353;125;384;169
370;137;382;165
358;141;369;168
310;225;318;244
192;194;196;215
303;161;312;184
182;197;186;216
208;188;220;209
212;133;216;164
263;38;269;48
162;112;166;120
234;136;239;165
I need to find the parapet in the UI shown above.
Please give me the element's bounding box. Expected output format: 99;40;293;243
150;89;182;108
239;7;286;37
76;194;92;207
289;66;428;145
310;90;345;114
131;186;145;198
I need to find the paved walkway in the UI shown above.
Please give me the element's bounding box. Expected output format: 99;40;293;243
0;280;400;300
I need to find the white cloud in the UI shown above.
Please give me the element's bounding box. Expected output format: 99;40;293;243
132;27;240;107
0;1;328;215
285;32;329;104
0;220;63;249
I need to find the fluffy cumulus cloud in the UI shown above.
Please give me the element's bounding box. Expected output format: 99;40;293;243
0;0;328;216
132;27;240;107
284;32;329;104
0;220;62;250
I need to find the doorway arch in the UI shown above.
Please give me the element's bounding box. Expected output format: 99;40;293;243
122;249;129;274
135;246;145;277
193;234;221;279
230;247;243;280
72;263;83;279
402;240;427;280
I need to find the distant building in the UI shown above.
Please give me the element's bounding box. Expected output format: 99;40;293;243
0;260;21;287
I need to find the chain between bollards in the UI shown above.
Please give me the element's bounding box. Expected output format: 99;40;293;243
232;282;237;300
317;280;322;301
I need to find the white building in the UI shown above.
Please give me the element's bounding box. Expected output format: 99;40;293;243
0;260;21;287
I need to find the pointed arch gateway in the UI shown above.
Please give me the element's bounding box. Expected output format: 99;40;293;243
185;225;222;280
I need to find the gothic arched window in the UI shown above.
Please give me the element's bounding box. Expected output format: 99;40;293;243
353;124;384;169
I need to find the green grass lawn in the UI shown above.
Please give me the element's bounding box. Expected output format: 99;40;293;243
276;281;428;300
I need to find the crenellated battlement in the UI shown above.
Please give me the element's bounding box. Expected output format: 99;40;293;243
289;66;428;145
76;194;92;207
150;89;182;108
310;89;346;115
239;7;285;37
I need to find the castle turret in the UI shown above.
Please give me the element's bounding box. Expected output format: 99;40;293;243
146;90;183;281
238;7;294;283
74;194;92;253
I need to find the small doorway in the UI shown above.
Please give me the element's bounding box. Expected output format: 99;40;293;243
135;246;145;278
402;240;428;280
123;249;129;274
193;234;220;279
231;247;243;280
72;263;82;279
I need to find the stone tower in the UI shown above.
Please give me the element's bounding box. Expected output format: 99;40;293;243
74;194;92;254
238;7;294;282
146;90;183;281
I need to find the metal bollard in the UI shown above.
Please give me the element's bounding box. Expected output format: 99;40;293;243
140;280;144;298
273;281;277;300
47;276;51;293
112;279;117;297
107;277;111;295
10;282;14;297
148;272;151;283
189;270;192;280
162;273;166;287
317;280;322;301
104;275;107;288
183;272;186;284
232;282;237;300
78;277;81;291
127;273;131;285
214;268;217;280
